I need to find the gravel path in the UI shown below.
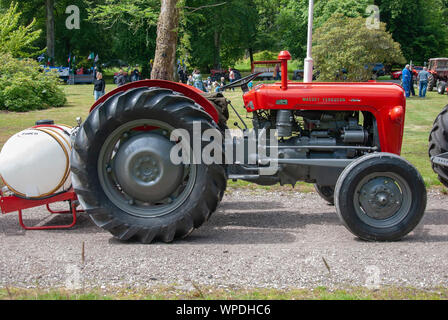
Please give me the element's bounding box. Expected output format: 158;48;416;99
1;189;447;290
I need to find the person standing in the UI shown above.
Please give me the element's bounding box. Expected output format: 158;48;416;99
220;77;227;91
187;74;193;86
402;64;411;98
418;67;430;98
228;67;235;91
410;65;416;96
131;67;140;82
93;72;106;101
116;69;127;87
193;69;206;92
274;63;280;81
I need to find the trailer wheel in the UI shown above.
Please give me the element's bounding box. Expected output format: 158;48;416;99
334;153;426;241
71;87;227;243
429;104;448;187
314;184;334;205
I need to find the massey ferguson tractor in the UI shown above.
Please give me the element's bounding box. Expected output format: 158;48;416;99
0;53;428;243
0;3;427;243
426;58;448;94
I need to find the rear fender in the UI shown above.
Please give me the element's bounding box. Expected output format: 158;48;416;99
90;80;219;123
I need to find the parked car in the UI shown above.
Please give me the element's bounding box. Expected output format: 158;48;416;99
370;63;386;78
292;69;318;81
391;66;422;81
292;70;303;80
255;71;281;80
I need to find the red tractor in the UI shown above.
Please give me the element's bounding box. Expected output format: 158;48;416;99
0;51;427;243
0;2;428;243
426;58;448;93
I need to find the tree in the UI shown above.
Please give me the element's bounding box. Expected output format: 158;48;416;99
151;0;180;80
46;0;54;63
0;2;43;57
183;0;258;70
374;0;448;64
313;14;405;81
276;0;371;60
87;0;160;74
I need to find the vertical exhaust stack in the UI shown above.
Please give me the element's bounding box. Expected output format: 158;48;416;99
304;0;314;83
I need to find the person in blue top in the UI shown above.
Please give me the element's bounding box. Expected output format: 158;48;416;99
402;64;412;98
192;69;206;92
418;67;430;98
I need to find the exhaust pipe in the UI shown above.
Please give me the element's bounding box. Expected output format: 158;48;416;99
304;0;314;83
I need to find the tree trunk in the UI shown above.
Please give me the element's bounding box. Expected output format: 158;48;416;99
248;48;254;72
151;0;179;80
213;30;221;70
46;0;55;65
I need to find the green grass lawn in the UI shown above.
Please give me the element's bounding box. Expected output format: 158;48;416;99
1;285;448;300
0;83;447;189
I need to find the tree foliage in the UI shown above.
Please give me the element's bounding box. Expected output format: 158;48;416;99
314;14;405;81
183;0;258;70
375;0;448;64
276;0;371;60
1;0;448;78
0;2;43;57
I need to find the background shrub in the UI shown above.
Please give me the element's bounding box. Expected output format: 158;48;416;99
0;53;66;112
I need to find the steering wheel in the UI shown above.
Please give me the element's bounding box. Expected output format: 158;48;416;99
219;72;262;93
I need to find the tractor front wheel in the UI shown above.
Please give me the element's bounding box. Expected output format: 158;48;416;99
438;81;446;95
71;87;227;243
334;153;426;241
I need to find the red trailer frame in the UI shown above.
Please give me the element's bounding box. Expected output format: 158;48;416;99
0;189;83;230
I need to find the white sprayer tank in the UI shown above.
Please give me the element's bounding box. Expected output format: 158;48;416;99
0;124;72;198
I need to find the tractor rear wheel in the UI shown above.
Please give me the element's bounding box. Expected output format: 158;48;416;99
314;184;334;205
71;87;227;243
428;74;436;91
429;104;448;187
334;153;426;241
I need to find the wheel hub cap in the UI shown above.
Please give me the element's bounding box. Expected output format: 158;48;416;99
113;133;184;203
358;177;402;220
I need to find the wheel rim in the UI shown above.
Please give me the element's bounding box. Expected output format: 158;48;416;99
353;172;412;228
98;119;197;218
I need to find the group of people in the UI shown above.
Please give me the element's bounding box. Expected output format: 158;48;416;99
183;67;243;93
186;70;226;93
402;64;430;98
93;67;142;101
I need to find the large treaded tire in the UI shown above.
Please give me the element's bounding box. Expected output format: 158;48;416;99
335;153;427;241
429;104;448;187
438;81;446;95
71;87;227;243
428;74;435;91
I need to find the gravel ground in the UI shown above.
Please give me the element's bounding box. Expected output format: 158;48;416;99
0;189;447;290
